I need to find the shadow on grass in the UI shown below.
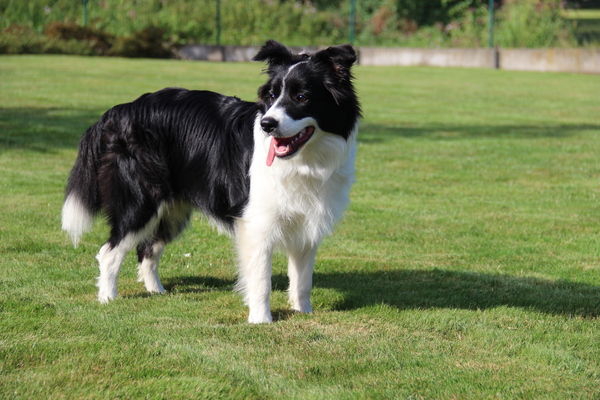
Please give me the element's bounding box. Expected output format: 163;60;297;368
2;107;599;152
0;107;101;152
163;275;235;294
164;270;600;318
313;269;600;318
358;122;600;144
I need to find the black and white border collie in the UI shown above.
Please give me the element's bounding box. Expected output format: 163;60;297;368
61;40;361;323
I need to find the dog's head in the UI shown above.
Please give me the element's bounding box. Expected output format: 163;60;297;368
253;40;361;167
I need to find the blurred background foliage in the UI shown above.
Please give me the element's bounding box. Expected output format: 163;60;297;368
0;0;598;57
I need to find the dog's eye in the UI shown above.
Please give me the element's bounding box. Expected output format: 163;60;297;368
296;94;308;103
267;92;276;103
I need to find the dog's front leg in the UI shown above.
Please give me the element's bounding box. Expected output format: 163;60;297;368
287;245;317;313
235;221;274;323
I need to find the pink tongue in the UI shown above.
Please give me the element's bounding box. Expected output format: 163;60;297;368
266;137;276;167
266;137;292;167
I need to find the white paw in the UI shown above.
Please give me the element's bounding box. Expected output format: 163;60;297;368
97;280;117;304
144;282;165;294
248;312;273;324
292;305;313;314
97;291;116;304
290;298;312;314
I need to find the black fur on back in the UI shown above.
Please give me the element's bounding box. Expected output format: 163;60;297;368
66;88;259;244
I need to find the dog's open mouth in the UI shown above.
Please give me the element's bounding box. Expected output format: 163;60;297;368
266;126;315;166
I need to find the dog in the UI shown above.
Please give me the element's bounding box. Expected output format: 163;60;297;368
61;40;361;323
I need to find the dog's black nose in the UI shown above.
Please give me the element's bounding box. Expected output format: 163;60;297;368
260;117;278;133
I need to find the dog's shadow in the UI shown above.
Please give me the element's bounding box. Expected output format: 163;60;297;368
163;268;600;319
163;276;235;294
312;269;600;318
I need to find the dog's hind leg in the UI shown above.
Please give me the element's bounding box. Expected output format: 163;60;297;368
96;210;163;303
287;245;317;314
96;235;139;304
136;240;166;294
135;201;193;295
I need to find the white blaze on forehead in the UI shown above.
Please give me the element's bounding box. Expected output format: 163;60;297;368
266;61;307;113
263;61;315;138
284;60;309;79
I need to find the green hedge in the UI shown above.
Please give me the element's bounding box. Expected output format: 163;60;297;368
0;0;591;57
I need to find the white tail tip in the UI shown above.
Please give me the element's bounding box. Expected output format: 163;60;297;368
61;194;94;248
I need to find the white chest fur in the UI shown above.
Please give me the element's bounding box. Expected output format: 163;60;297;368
242;119;357;250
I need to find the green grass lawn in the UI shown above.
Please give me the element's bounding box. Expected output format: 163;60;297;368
1;55;600;399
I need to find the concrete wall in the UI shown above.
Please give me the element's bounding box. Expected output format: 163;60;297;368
358;47;499;69
499;49;600;74
178;45;225;62
358;47;599;74
178;44;319;62
177;45;600;74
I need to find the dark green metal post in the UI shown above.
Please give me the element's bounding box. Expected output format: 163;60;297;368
83;0;88;27
216;0;221;46
488;0;494;48
349;0;356;45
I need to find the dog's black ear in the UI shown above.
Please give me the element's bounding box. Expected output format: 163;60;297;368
253;40;294;66
312;44;357;78
312;44;358;105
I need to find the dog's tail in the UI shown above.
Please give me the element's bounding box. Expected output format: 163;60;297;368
62;123;104;247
